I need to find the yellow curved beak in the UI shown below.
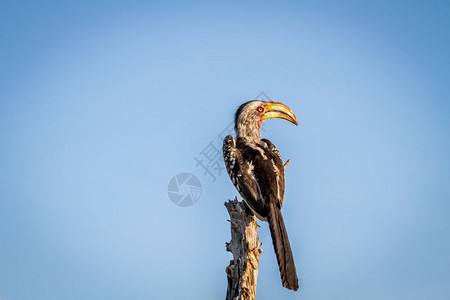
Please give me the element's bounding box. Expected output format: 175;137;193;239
261;101;298;125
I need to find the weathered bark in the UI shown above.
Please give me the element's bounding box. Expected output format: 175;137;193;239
225;197;262;300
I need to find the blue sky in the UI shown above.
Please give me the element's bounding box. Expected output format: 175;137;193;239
1;1;449;299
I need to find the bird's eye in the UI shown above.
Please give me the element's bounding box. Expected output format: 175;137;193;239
257;107;264;112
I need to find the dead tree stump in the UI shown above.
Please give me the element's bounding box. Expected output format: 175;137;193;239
225;197;262;300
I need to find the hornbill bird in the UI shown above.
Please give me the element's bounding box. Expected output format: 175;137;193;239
223;100;299;291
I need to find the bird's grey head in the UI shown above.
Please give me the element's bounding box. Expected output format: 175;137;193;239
234;100;298;142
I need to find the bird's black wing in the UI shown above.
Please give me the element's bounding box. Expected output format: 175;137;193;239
223;135;267;219
261;138;286;206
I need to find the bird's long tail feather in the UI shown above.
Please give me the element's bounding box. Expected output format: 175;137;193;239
267;202;299;291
